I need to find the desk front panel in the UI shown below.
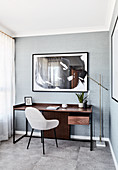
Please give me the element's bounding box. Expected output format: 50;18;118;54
43;111;70;140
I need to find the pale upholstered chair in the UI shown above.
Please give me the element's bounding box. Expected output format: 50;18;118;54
25;107;59;154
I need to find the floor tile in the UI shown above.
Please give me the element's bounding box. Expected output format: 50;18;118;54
0;137;116;170
33;156;77;170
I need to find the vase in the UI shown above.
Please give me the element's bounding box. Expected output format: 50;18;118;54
78;103;83;108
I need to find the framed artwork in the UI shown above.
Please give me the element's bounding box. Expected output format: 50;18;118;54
24;96;32;105
111;16;118;102
32;52;88;92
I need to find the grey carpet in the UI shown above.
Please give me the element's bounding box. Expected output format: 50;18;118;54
0;136;115;170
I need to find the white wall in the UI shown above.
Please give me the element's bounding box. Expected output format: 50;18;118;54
109;0;118;165
15;31;109;139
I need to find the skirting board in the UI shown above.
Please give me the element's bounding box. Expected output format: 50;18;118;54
15;131;118;169
70;135;109;141
109;139;118;170
16;130;41;137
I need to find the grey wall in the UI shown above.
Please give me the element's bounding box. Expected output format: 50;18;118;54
15;32;109;138
109;0;118;164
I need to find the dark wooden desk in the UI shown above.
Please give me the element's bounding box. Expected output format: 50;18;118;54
13;103;93;151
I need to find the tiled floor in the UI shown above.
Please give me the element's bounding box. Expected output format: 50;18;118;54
0;136;116;170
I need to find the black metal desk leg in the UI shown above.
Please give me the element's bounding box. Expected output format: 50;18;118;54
13;109;15;144
13;110;28;144
90;113;93;151
26;118;28;136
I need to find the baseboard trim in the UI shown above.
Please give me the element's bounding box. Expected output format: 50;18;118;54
16;130;41;136
15;131;118;169
108;139;118;170
70;135;109;142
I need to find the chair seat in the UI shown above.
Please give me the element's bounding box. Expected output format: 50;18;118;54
45;119;59;130
31;119;59;130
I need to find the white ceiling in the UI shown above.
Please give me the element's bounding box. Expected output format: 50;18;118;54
0;0;116;37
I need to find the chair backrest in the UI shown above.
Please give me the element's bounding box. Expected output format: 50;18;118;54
25;107;46;129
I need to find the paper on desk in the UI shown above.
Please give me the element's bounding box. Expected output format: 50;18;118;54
46;106;60;110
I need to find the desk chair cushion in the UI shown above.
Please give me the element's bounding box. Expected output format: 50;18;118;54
25;107;59;130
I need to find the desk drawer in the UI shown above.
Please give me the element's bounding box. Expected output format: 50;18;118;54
68;116;89;125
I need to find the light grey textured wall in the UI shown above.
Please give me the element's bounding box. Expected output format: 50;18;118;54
109;0;118;165
15;32;109;138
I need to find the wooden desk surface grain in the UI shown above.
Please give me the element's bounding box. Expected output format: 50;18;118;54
13;103;92;113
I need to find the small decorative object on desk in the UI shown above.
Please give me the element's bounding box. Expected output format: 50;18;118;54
62;104;67;109
76;92;89;108
83;100;87;109
24;96;32;105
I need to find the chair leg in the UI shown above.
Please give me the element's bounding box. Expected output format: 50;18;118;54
41;130;42;143
27;128;34;149
41;130;45;154
54;128;58;147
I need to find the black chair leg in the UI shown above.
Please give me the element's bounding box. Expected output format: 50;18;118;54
41;130;45;154
41;130;43;143
54;128;58;147
27;128;34;149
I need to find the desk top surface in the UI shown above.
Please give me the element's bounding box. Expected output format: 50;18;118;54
13;103;92;113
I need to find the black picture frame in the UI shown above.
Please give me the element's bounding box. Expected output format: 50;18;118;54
24;96;32;105
32;52;88;92
111;16;118;102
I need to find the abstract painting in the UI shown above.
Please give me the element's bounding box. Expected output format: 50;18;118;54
32;52;88;92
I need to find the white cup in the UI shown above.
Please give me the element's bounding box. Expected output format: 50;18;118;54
62;104;67;108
